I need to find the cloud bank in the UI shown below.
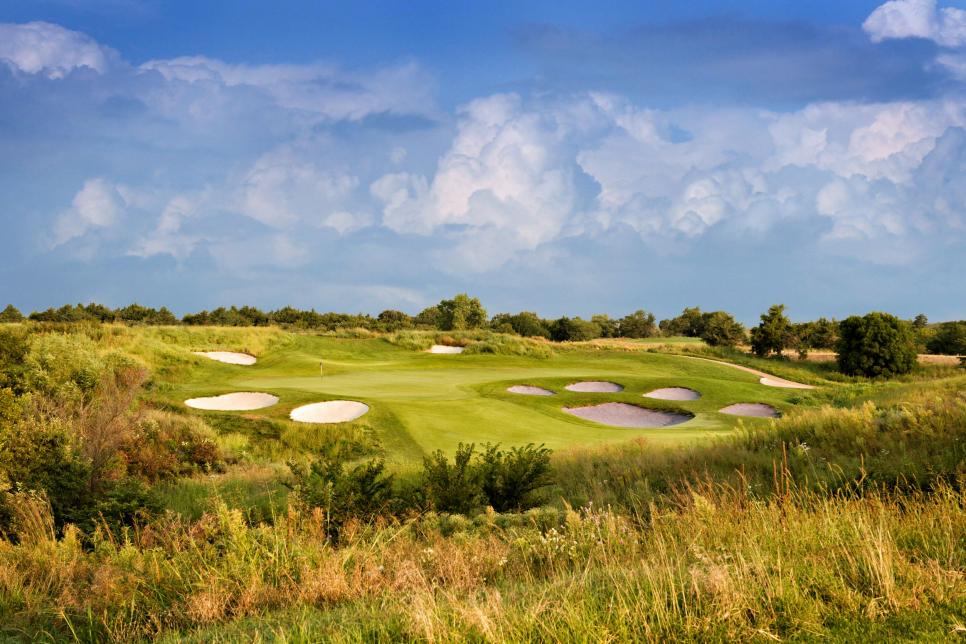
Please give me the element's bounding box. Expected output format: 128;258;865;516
0;4;965;320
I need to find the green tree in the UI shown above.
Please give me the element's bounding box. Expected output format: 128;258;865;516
0;305;23;323
618;310;657;338
750;304;793;357
414;305;441;328
699;311;745;348
926;321;966;355
549;317;601;342
591;314;619;338
377;309;413;331
660;307;705;337
437;294;487;330
912;313;929;329
836;312;917;377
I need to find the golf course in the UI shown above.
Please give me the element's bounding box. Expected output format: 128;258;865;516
166;331;812;464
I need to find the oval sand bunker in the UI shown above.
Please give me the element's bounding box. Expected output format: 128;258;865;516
194;351;257;366
720;403;779;418
185;392;278;411
565;381;624;393
564;402;691;428
507;385;555;396
429;345;464;354
290;401;370;424
644;387;701;401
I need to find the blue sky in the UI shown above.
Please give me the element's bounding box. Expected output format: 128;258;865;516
1;0;965;322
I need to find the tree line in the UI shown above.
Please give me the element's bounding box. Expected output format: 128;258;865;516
2;298;964;373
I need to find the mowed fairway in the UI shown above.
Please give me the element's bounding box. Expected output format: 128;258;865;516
167;333;816;463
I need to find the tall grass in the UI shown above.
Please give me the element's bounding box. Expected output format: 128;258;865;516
0;481;961;641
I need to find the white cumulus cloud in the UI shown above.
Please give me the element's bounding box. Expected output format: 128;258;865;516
0;21;117;78
863;0;966;47
53;178;125;246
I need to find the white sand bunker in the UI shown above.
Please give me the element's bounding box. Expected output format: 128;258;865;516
644;387;701;401
194;351;257;366
564;402;692;428
565;381;624;393
720;403;780;418
429;345;464;354
185;392;279;411
290;401;370;424
508;385;556;396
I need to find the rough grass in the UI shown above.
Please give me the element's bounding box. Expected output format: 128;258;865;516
0;479;962;642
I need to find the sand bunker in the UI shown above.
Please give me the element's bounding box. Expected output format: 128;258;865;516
507;385;556;396
644;387;701;401
185;392;279;411
565;381;624;393
681;356;813;389
290;401;370;424
429;345;464;354
194;351;257;366
564;402;692;428
720;403;779;418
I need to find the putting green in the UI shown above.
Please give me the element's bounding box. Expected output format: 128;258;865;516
165;334;817;463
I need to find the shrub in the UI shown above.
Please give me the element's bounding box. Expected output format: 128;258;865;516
0;304;23;323
421;444;483;514
837;312;917;377
422;443;555;514
288;456;395;540
476;444;553;512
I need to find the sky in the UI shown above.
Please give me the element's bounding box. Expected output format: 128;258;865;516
1;0;965;323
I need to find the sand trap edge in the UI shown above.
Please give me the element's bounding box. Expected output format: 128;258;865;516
564;381;624;393
290;400;370;424
507;385;556;396
428;345;465;354
185;392;279;411
719;403;780;418
563;402;692;428
643;387;701;401
194;351;257;366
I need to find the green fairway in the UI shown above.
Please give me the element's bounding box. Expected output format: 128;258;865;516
160;332;819;463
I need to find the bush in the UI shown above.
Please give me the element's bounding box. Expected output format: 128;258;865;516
288;456;395;540
837;312;917;377
476;444;553;512
0;304;23;323
421;444;483;514
422;443;554;514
